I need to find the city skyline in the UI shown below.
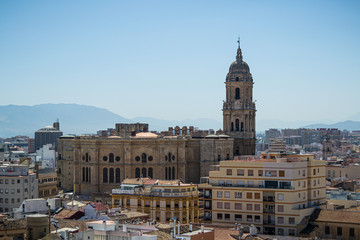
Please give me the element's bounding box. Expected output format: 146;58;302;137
1;1;359;126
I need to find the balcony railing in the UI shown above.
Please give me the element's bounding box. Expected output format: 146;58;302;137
263;220;275;225
210;183;293;190
263;197;275;202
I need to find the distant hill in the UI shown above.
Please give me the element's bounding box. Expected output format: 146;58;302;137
0;104;222;138
303;120;360;131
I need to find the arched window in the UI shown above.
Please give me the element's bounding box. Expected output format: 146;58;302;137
109;168;114;183
86;153;89;162
89;168;91;183
235;88;240;99
135;168;140;178
165;168;168;180
236;77;239;81
168;153;172;162
241;122;244;132
109;153;114;162
168;167;171;180
148;168;153;179
235;119;240;131
103;168;108;183
82;167;85;182
142;167;147;178
231;122;234;131
116;168;120;183
86;167;89;182
142;153;147;163
172;167;175;180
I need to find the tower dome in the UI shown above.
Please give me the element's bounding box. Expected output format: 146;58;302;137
226;41;253;82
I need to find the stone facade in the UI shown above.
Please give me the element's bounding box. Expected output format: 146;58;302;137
223;41;256;155
57;132;233;202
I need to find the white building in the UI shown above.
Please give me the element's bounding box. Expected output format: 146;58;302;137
36;144;56;169
0;165;38;214
13;198;49;218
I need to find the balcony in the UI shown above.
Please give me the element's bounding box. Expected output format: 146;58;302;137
210;183;293;190
263;220;275;225
263;197;275;202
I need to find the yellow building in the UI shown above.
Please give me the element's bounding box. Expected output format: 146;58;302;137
111;178;199;224
199;153;326;236
36;167;58;198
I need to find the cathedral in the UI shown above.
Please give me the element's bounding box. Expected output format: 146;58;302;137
57;42;256;203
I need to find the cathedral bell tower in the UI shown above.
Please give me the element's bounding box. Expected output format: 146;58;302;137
223;39;256;155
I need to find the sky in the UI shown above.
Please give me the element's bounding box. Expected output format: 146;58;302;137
0;0;359;126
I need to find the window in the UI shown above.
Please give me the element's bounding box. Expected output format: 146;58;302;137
225;191;230;198
217;202;223;209
258;170;263;176
237;169;244;176
141;153;147;163
226;180;232;186
115;168;120;183
225;202;230;209
217;191;223;198
226;169;232;175
248;170;254;176
289;217;295;224
235;192;242;198
349;227;355;237
247;215;252;222
103;156;108;161
142;167;147;178
247;192;252;199
255;193;260;199
255;215;260;222
325;226;330;235
248;181;254;187
235;88;240;99
235;203;242;210
219;180;225;185
337;227;342;236
278;194;284;200
135;168;140;178
313;180;316;186
278;228;284;235
302;170;305;176
225;214;230;220
278;205;284;212
237;181;244;187
247;204;252;210
109;168;114;183
278;217;284;224
288;229;296;236
254;204;260;211
313;169;316;175
235;214;242;221
148;167;153;179
265;170;277;177
279;171;285;177
217;213;223;220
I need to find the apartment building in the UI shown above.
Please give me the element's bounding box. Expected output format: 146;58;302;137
0;165;38;214
111;178;199;224
199;153;326;236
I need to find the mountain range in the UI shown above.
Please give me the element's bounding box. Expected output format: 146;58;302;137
0;104;222;137
0;104;359;138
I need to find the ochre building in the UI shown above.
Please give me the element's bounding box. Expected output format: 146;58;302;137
111;178;199;224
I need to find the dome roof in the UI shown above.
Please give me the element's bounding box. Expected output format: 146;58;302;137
36;126;61;132
229;60;250;74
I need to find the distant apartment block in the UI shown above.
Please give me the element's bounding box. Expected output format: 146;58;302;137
0;165;38;214
199;153;326;236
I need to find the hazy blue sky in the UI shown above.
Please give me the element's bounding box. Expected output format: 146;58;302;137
1;0;359;125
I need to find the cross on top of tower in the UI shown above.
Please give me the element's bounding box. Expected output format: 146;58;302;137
236;37;243;62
